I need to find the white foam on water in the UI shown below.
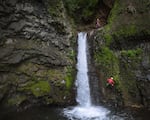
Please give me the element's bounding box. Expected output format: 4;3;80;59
64;105;110;120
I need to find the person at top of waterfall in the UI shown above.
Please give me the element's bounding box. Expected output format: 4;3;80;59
95;18;101;28
107;76;114;87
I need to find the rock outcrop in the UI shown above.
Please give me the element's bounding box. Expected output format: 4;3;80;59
0;0;149;111
103;0;115;8
0;0;76;108
89;0;150;109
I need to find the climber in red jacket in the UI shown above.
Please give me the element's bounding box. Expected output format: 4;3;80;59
107;77;115;87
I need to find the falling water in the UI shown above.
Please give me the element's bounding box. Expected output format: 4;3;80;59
63;32;111;120
76;32;91;107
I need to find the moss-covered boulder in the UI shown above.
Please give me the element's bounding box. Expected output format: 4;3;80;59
20;81;51;97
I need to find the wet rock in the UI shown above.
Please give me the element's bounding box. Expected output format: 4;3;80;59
6;0;18;6
142;56;150;69
103;0;115;8
0;0;75;108
9;20;26;32
0;5;5;12
147;74;150;81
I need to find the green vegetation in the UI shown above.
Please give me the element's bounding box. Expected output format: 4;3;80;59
20;81;51;97
14;62;75;105
102;0;120;44
7;95;26;106
121;48;142;58
94;46;143;102
107;0;120;26
68;49;75;61
94;47;116;68
102;0;150;46
64;66;75;90
119;48;143;105
103;25;140;46
94;46;121;90
46;69;64;82
48;0;64;18
103;33;113;46
120;48;143;71
29;81;50;97
63;0;99;23
113;25;138;38
93;0;149;106
66;35;76;64
16;59;75;101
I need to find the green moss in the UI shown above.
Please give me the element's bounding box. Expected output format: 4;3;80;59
69;49;75;60
64;66;74;90
120;48;143;71
47;69;64;81
117;47;144;105
103;25;139;46
103;33;113;46
113;25;138;37
30;81;50;97
42;67;75;90
102;0;121;37
48;0;64;18
17;62;39;78
94;46;121;90
94;0;149;106
65;75;72;89
107;0;120;26
20;81;51;97
94;47;115;67
102;0;150;46
7;95;26;106
121;48;142;58
94;47;142;95
67;46;76;64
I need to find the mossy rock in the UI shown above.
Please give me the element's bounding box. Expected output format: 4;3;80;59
17;62;39;77
64;66;75;90
94;46;121;90
92;0;149;107
7;95;27;106
119;57;141;106
48;0;64;18
20;81;51;97
102;0;150;45
45;66;75;90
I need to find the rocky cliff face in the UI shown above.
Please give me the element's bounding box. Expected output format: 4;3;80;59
89;0;150;109
0;0;149;110
0;0;76;108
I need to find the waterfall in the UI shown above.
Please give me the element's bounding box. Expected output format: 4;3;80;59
76;32;91;107
64;32;110;120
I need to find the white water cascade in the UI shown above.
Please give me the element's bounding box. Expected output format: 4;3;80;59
76;32;91;107
64;32;110;120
